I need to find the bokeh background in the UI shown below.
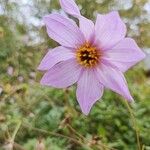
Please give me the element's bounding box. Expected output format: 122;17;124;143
0;0;150;150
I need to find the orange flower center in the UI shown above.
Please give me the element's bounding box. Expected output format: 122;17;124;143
76;43;101;68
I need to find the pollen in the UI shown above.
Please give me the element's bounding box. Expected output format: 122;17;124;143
76;43;101;68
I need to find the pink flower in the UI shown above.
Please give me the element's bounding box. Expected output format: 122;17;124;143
38;0;145;115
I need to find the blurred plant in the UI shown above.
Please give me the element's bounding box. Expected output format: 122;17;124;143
0;0;150;150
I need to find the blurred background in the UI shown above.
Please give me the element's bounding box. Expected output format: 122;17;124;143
0;0;150;149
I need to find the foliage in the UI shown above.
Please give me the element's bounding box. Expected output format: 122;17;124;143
0;0;150;150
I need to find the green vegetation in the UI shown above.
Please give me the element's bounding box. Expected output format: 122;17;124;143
0;0;150;149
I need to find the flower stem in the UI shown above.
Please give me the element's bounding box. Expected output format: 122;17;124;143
12;121;22;141
124;100;141;150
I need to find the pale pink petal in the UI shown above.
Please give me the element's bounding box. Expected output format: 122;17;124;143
95;63;133;101
43;14;85;48
38;46;75;71
76;69;104;115
102;38;146;72
79;16;95;42
40;59;81;88
59;0;81;17
95;11;126;50
59;0;94;42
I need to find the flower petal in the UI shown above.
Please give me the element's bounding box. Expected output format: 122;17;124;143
60;0;94;42
95;11;126;50
95;63;133;101
38;46;75;71
76;69;104;115
43;14;85;48
59;0;81;17
102;38;146;72
79;16;95;42
40;59;81;88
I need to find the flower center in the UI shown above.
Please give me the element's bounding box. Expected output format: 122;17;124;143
76;43;100;68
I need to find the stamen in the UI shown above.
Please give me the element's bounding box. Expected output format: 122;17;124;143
76;43;101;68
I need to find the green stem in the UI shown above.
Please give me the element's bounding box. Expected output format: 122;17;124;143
12;121;22;141
124;100;141;150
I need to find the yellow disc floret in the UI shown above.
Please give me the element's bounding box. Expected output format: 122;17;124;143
76;43;101;68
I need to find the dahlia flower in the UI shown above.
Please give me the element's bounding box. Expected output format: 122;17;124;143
38;0;145;115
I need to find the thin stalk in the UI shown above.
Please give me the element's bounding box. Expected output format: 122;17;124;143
12;121;22;141
22;123;91;149
66;124;117;150
124;100;141;150
66;124;85;140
